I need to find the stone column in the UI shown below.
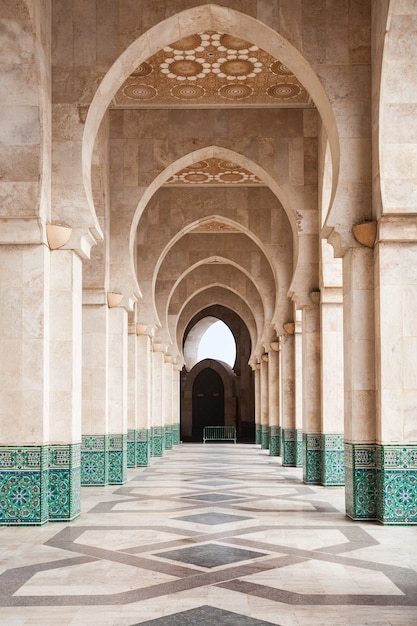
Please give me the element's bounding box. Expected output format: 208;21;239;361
107;306;128;484
302;300;322;484
172;364;182;445
82;298;108;486
151;343;165;456
260;355;269;450
135;325;152;465
127;323;137;467
374;221;417;524
268;339;281;456
0;245;50;525
254;364;261;444
283;313;303;466
343;247;377;520
281;331;296;463
320;288;344;486
49;249;82;521
163;357;173;450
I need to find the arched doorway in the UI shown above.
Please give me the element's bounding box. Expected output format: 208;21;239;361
192;368;224;442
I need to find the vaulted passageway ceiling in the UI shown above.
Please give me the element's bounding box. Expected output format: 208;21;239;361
134;185;292;353
105;16;319;363
111;31;314;110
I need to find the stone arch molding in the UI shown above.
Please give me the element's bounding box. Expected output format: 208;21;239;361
175;286;259;365
134;148;295;316
183;358;237;400
151;213;278;327
82;3;340;288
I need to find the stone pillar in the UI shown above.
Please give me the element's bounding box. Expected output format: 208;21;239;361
302;301;322;483
151;344;165;456
0;245;50;525
164;357;173;450
127;323;137;468
344;247;377;520
281;332;296;463
48;249;82;521
135;326;152;465
374;223;417;524
107;306;128;484
260;355;269;450
283;312;302;466
268;340;281;456
172;364;182;445
82;299;108;486
254;364;261;444
320;289;344;486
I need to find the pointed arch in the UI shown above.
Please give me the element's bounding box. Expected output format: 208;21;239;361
83;4;340;246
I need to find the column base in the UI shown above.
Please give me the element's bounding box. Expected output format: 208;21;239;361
81;435;108;486
0;446;49;525
151;427;165;457
49;444;81;521
376;445;417;525
322;434;344;486
345;443;377;520
164;425;173;450
282;429;303;467
261;425;269;450
136;429;150;466
108;434;127;484
269;426;281;456
255;423;262;445
0;444;81;525
303;434;321;483
127;429;137;467
172;423;180;446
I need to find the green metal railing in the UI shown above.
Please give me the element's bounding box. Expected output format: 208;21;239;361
203;426;237;444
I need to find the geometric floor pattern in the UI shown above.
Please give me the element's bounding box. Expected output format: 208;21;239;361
1;444;417;625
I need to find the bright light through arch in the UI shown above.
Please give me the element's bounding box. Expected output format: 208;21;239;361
197;320;236;368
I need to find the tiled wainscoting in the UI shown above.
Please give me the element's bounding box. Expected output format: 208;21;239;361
0;444;80;525
345;443;417;525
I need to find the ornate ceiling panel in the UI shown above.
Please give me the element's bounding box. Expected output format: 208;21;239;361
112;31;314;109
166;157;264;186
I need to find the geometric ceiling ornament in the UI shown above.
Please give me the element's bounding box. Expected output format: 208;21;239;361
190;220;241;233
112;31;314;109
166;157;264;186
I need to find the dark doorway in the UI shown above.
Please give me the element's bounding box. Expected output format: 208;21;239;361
192;368;225;442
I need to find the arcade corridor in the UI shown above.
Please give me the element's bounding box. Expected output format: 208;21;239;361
1;444;416;625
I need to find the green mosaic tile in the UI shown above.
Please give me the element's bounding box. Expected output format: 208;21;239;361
322;434;345;486
255;423;262;445
127;429;137;467
151;427;164;457
108;435;127;484
269;426;280;456
261;425;269;450
345;443;377;520
172;423;180;446
48;444;81;521
282;429;296;466
376;445;417;525
0;445;49;525
81;451;108;485
136;441;150;466
296;429;303;467
303;433;321;483
165;425;173;450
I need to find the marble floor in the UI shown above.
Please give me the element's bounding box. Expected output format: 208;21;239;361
1;444;417;625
